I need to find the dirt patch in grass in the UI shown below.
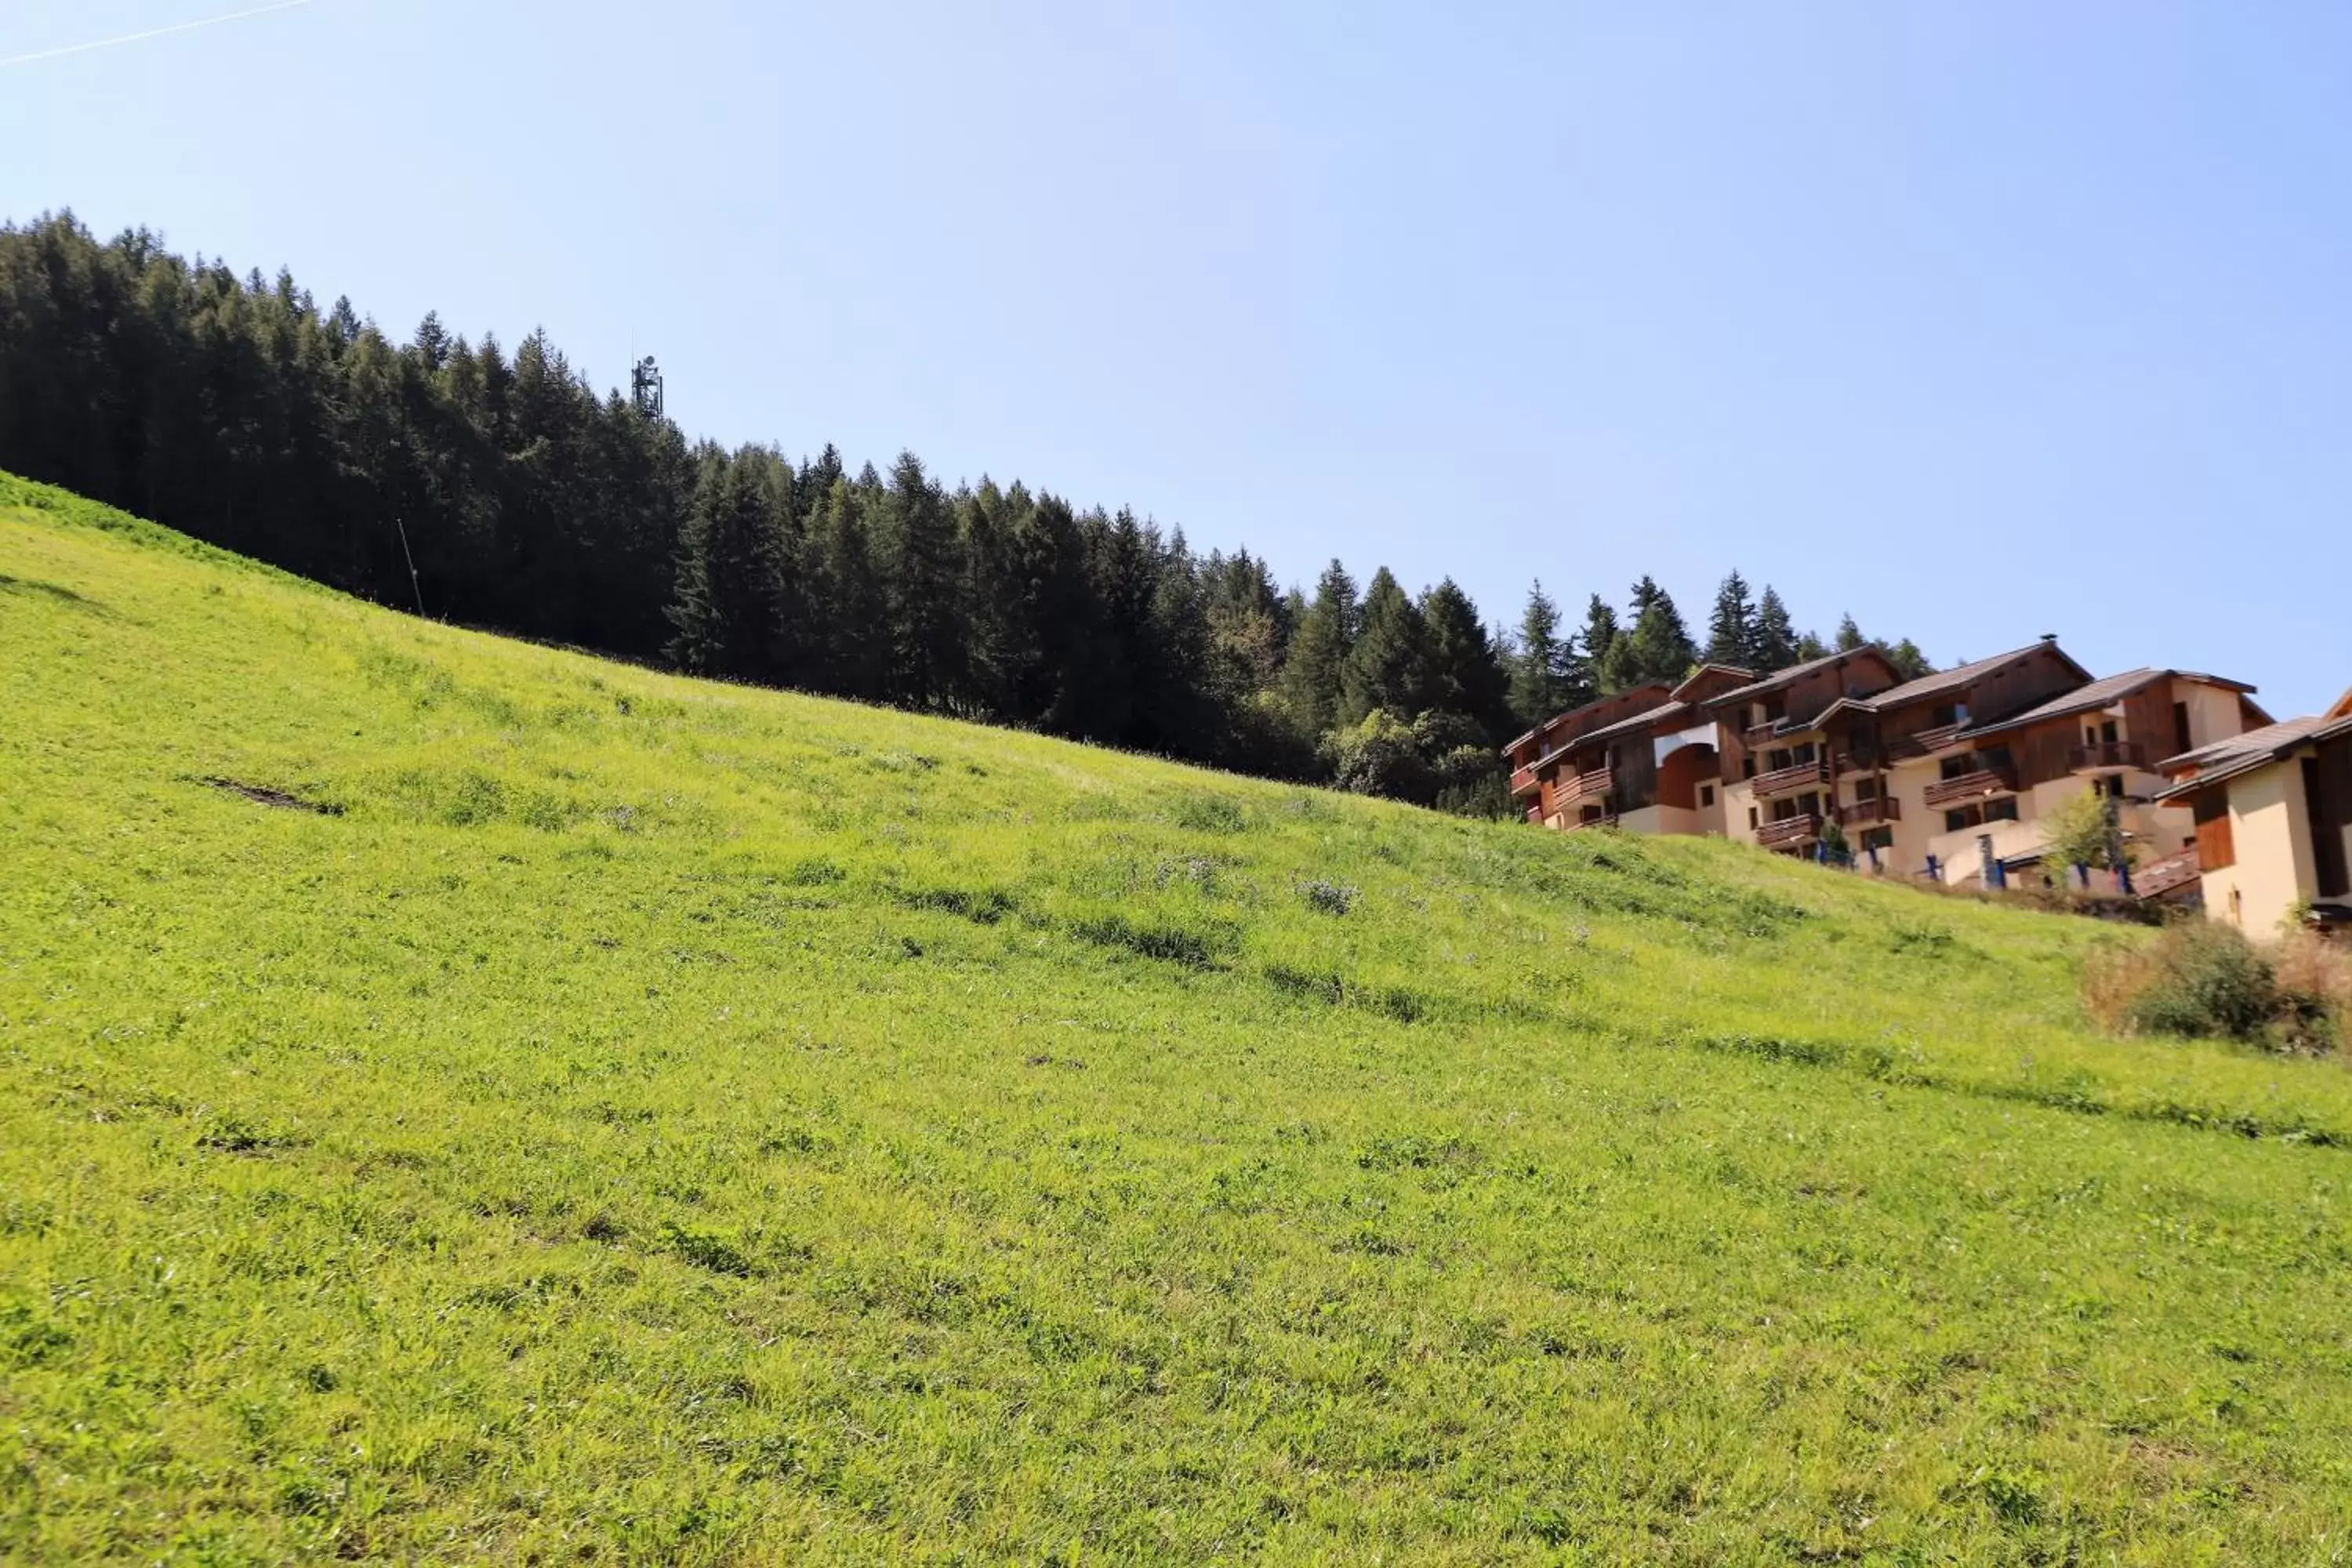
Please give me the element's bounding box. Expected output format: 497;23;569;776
202;776;342;815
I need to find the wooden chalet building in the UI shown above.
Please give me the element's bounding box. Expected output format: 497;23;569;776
1506;632;2272;895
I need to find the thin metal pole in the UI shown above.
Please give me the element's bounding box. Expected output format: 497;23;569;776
393;515;425;617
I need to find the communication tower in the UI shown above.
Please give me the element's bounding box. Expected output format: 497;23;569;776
631;355;664;418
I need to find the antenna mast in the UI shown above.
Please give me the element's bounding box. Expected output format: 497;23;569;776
631;355;665;419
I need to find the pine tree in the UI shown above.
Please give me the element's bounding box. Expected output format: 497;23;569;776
1570;594;1621;699
1794;630;1831;662
1279;560;1358;738
1421;578;1513;741
1509;581;1570;726
1750;586;1798;672
880;450;965;710
1885;638;1933;681
1704;571;1756;666
1341;567;1433;726
1835;612;1867;652
807;475;891;699
1603;579;1697;691
663;448;788;681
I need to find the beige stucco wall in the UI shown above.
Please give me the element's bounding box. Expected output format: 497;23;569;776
1720;779;1761;847
2200;760;2320;933
2172;680;2244;757
1617;803;1714;838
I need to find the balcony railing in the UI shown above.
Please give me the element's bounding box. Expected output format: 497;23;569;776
1741;720;1784;747
1756;813;1821;850
1524;803;1545;825
1922;766;2018;809
1554;765;1612;806
1890;720;1968;759
2068;740;2149;773
1510;764;1540;796
1834;750;1886;775
1837;796;1901;828
1751;758;1830;800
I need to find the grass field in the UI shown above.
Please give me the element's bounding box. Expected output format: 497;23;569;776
5;471;2352;1564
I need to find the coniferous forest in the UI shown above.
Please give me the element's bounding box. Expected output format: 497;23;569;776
0;214;1934;808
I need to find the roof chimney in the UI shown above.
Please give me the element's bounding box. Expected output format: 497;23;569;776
2040;633;2058;643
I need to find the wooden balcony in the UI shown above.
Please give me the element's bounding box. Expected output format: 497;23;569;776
1922;766;2017;809
1751;758;1830;800
1741;720;1784;747
2068;740;2149;773
1756;813;1821;850
1554;765;1613;807
1837;796;1901;828
1524;803;1545;825
1510;763;1540;796
1834;750;1886;775
1890;720;1968;759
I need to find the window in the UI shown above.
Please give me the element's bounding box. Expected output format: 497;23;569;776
1854;777;1880;801
1987;797;2019;823
1861;827;1894;853
2173;701;2191;751
1743;757;1756;779
1699;784;1715;808
2100;719;2118;744
1766;748;1793;772
1945;808;1973;833
1793;742;1817;765
1748;806;1759;829
1940;755;1974;782
2085;725;2099;746
1929;702;1958;728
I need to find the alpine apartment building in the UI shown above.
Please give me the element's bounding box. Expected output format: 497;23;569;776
2153;687;2352;933
1508;634;2272;897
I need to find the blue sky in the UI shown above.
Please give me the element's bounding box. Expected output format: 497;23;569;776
4;1;2346;714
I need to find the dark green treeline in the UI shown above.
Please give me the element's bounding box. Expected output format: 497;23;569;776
0;214;1930;808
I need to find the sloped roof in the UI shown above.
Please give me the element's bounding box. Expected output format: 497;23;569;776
1958;667;2257;742
1866;640;2091;713
1697;646;1896;710
2152;713;2352;802
1670;663;1756;702
1564;698;1693;751
1504;683;1672;755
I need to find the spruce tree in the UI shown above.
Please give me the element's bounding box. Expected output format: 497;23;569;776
1835;612;1867;652
1279;560;1358;738
1509;582;1570;727
1749;586;1798;672
1421;578;1513;741
1603;580;1697;691
1341;567;1433;725
1570;594;1621;699
881;450;965;710
1885;638;1933;680
662;448;788;681
1704;572;1756;666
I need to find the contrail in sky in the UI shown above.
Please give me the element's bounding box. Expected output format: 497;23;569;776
0;0;321;69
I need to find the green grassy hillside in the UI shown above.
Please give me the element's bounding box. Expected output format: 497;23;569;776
5;472;2350;1564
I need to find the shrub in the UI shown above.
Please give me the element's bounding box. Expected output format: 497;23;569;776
1298;880;1356;916
2083;922;2350;1051
2271;931;2352;1052
2085;922;2277;1040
